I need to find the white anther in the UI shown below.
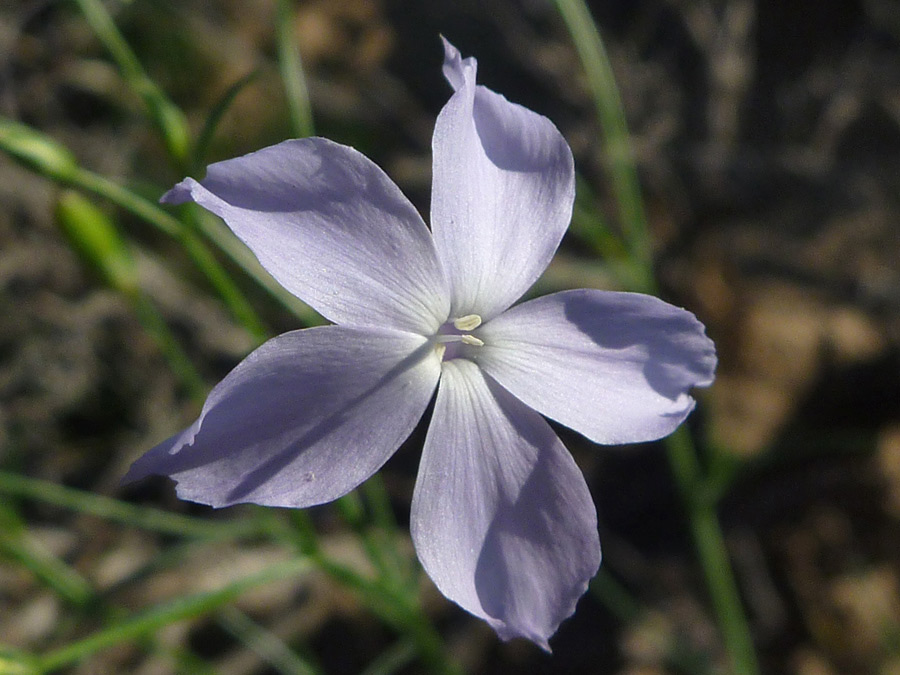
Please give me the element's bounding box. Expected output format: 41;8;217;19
460;334;484;347
452;314;482;331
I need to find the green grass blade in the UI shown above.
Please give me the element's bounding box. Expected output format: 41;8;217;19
275;0;315;138
0;119;79;182
33;558;314;673
0;118;269;340
554;0;654;291
72;0;192;167
67;170;270;341
665;428;760;675
554;3;760;672
194;70;262;169
360;639;417;675
0;504;94;608
55;190;140;297
54;191;207;399
0;471;269;540
217;607;321;675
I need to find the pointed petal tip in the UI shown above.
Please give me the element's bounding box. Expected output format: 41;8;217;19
440;36;475;92
159;178;198;205
439;34;456;58
120;462;148;486
494;622;552;652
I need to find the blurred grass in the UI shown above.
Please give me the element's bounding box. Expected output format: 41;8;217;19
0;0;743;671
1;2;457;672
555;1;758;672
6;0;896;673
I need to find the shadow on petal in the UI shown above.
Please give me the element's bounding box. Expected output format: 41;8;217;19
561;291;717;401
472;377;600;648
130;330;440;508
472;89;568;173
218;340;438;503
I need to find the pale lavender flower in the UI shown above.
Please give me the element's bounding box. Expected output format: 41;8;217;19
126;39;716;648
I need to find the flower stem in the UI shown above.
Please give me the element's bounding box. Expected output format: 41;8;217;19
665;428;759;674
555;2;760;672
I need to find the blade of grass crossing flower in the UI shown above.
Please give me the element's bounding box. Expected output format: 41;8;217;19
276;0;315;138
0;119;268;340
0;119;321;334
570;173;627;262
73;0;191;168
588;568;641;623
32;558;314;674
332;484;415;597
131;295;208;401
361;478;418;591
65;170;270;342
333;493;404;589
554;0;654;292
282;512;459;675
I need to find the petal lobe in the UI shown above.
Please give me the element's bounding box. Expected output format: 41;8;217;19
431;40;575;319
163;138;449;333
411;360;600;647
126;326;441;508
477;289;717;444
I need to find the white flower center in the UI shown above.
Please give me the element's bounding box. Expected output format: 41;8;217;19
434;314;484;361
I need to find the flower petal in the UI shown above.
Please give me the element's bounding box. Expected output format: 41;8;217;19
125;326;441;508
431;39;575;320
411;359;600;648
476;289;717;445
163;138;449;334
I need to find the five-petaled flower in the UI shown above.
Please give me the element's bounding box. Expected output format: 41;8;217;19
126;38;716;648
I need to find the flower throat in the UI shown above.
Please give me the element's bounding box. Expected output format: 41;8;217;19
435;314;483;361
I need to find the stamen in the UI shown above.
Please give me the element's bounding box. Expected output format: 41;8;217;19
452;314;482;331
436;333;483;346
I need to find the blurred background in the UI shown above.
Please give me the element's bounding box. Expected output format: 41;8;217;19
2;0;900;673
